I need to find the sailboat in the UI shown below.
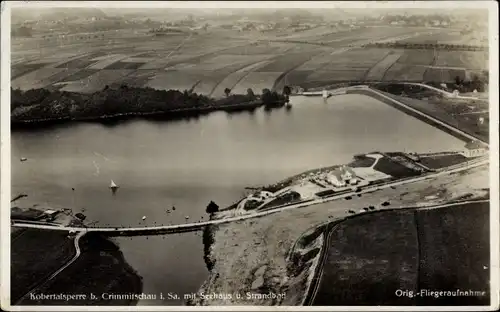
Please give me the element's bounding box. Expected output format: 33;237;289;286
109;180;119;189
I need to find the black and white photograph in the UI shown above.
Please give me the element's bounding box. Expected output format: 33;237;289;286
1;1;498;310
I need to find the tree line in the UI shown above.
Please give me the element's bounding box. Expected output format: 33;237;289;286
11;84;288;122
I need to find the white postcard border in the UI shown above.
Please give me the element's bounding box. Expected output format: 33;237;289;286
1;1;499;311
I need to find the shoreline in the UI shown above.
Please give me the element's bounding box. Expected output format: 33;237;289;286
11;85;287;130
191;144;488;306
11;100;286;130
193;163;489;306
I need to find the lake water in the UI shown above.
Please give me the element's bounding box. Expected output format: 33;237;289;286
11;94;466;305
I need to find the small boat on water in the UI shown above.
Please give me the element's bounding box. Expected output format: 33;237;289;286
20;157;28;162
109;180;119;189
142;216;147;220
285;103;292;110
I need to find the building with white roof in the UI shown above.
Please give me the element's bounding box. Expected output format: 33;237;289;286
460;141;488;158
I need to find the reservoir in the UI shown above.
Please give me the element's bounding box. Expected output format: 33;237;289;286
11;94;466;305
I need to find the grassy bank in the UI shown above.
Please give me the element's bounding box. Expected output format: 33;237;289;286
11;86;286;128
370;83;489;143
11;229;76;303
12;231;143;306
347;88;487;143
309;201;489;305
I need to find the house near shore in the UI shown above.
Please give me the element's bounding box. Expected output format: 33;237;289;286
460;140;488;158
326;170;346;187
340;165;358;185
325;166;359;187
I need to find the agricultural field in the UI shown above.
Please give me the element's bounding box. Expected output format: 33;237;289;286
312;201;489;306
416;202;489;305
383;63;429;82
312;26;425;45
280;70;315;87
194;72;239;96
12;63;51;80
365;52;404;81
146;71;202;92
59;69;134;93
433;51;488;70
396;49;436;65
231;72;284;95
11;27;489;95
11;68;72;90
422;67;467;83
255;51;320;73
307;70;368;83
55;69;100;84
312;210;418;306
294;52;338;71
396;31;467;44
222;42;292;55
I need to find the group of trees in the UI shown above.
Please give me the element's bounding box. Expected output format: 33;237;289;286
11;85;215;122
262;88;286;106
222;86;287;105
11;83;290;123
454;74;488;93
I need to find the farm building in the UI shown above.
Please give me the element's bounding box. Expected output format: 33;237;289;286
460;141;488;158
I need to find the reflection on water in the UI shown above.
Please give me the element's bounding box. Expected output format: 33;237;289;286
11;94;466;305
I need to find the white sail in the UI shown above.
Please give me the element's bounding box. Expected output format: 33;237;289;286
110;180;118;188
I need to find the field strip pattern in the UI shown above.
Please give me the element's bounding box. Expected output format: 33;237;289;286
231;72;284;95
212;60;274;97
365;53;403;81
384;63;429;82
59;70;135;93
87;54;132;70
11;68;70;90
190;56;277;95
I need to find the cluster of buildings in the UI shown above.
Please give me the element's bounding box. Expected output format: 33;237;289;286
320;165;360;188
249;191;274;201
